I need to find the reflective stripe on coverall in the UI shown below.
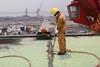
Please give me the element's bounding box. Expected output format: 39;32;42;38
56;13;67;52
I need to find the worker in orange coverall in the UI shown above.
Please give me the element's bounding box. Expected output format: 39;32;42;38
51;8;71;55
90;14;100;33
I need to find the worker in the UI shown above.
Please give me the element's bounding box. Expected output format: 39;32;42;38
90;14;100;33
51;8;70;55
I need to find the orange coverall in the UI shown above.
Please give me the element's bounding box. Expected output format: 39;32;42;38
90;14;100;33
56;13;67;52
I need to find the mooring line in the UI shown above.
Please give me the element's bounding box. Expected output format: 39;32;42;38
0;55;31;67
68;50;100;61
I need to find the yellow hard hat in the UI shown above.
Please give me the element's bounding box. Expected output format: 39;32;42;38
51;8;59;16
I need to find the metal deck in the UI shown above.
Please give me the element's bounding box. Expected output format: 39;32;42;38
0;36;100;67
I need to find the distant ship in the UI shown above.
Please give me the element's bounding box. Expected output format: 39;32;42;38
0;15;45;22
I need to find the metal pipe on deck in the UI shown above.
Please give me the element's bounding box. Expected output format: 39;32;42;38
47;41;54;67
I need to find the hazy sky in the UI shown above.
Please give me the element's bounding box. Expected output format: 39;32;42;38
0;0;72;12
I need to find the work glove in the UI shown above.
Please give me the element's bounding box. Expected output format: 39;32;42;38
55;26;58;36
55;29;58;34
